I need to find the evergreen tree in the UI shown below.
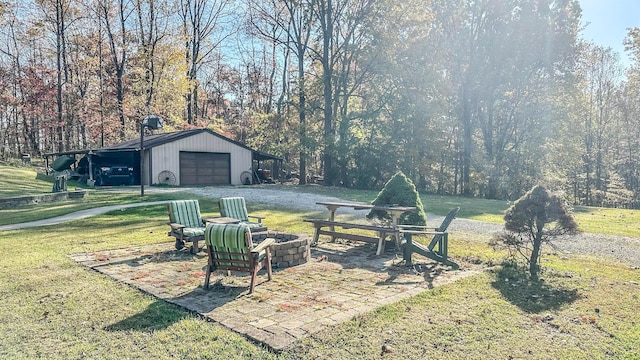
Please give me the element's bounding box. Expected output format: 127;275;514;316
491;185;578;280
366;171;427;226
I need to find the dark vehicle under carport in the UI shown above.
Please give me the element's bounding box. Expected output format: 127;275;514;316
45;150;139;187
92;163;134;186
85;152;137;186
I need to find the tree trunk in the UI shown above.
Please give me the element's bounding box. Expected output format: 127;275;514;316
461;85;473;196
116;67;126;140
320;0;334;186
56;0;64;153
102;0;128;141
298;46;307;185
529;231;543;281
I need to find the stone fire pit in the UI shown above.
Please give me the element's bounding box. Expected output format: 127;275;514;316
252;231;311;268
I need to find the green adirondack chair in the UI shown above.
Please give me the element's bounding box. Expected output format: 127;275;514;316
398;207;460;268
167;200;207;253
218;197;267;232
203;223;275;294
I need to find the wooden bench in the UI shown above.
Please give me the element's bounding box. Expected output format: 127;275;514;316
304;219;399;255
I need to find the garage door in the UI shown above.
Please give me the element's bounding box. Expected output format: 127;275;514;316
179;152;230;185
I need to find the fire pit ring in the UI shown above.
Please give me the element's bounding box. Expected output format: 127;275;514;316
252;231;311;268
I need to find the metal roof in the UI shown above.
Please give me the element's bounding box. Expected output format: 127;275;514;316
44;128;283;161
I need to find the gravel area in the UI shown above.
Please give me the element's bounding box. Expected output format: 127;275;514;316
4;185;636;266
181;186;640;267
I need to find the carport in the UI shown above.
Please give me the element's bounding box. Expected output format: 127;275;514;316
44;129;283;186
44;149;138;185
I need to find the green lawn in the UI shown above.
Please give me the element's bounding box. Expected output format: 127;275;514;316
2;164;57;196
286;184;640;238
1;164;639;359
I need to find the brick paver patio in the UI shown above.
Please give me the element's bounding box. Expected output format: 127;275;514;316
70;240;481;351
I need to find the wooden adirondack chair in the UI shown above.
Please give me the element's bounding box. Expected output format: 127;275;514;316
398;207;460;268
167;200;207;253
203;223;274;294
218;197;267;233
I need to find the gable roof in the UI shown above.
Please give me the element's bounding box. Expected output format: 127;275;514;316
45;128;282;161
105;128;228;150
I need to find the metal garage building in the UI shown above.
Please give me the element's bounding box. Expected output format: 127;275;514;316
45;128;281;187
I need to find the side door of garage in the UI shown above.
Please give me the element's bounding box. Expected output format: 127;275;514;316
179;151;230;185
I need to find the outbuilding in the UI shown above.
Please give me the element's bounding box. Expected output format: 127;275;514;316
44;128;282;187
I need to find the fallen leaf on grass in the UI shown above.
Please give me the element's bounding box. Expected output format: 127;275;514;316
190;271;206;278
177;262;191;271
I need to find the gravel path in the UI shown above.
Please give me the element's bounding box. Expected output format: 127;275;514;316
4;185;638;267
0;201;170;231
183;186;640;267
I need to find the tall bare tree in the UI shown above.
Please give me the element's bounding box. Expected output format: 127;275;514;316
35;0;75;152
247;0;315;183
100;0;130;140
134;0;172;111
310;0;375;186
575;44;623;205
179;0;232;125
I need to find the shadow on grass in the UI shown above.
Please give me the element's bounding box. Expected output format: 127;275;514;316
90;247;206;269
104;301;188;332
491;265;581;313
571;205;592;214
35;172;54;182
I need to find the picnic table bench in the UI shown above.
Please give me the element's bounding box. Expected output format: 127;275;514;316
306;201;416;255
304;219;399;255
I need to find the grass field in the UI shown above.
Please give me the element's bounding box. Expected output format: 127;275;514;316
0;164;639;359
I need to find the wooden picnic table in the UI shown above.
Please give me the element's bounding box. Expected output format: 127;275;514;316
307;201;416;255
316;201;416;229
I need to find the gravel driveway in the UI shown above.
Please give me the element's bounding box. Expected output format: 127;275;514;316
181;186;640;267
7;185;635;267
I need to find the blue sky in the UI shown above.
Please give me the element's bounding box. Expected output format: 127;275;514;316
579;0;640;66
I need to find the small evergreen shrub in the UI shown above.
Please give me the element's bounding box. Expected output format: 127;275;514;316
366;171;427;226
490;185;578;280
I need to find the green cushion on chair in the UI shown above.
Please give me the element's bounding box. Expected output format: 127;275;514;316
174;227;205;238
219;197;267;232
205;223;253;269
203;221;273;294
168;200;203;228
219;197;250;222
